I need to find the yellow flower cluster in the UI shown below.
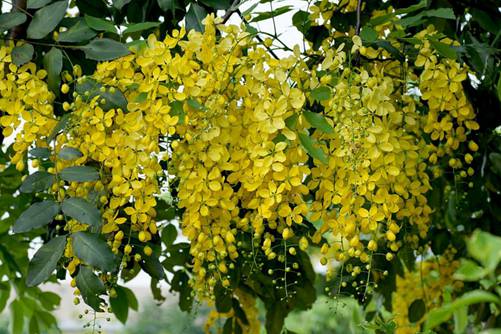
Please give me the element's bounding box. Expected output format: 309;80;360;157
392;249;463;334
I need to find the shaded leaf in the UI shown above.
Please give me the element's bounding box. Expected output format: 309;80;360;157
84;15;117;34
298;132;328;164
110;286;129;323
161;224;177;246
12;44;34;67
27;0;52;9
72;232;116;272
58;147;83;160
26;236;66;286
408;299;426;323
122;286;138;310
123;22;160;35
75;77;127;111
199;0;231;10
185;3;207;32
58;19;97;43
13;200;59;233
43;47;63;94
81;38;130;61
113;0;132;10
29;147;51;159
20;171;55;193
76;266;105;311
292;10;310;34
0;13;27;33
251;6;292;23
27;1;68;39
60;166;99;182
310;86;331;101
429;40;458;59
62;197;101;227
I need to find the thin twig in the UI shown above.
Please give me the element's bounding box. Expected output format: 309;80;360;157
355;0;362;35
236;9;280;60
221;0;242;24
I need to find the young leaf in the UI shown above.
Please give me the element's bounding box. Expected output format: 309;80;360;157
310;86;331;101
76;266;106;311
13;200;60;233
26;236;66;286
84;15;117;34
298;132;328;164
58;147;83;160
303;111;334;134
58;19;97;43
185;3;207;33
27;0;52;9
81;38;130;61
43;47;63;94
123;22;161;35
27;1;68;39
62;197;101;227
0;13;27;33
60;166;99;182
12;44;34;67
72;232;116;272
20;171;55;193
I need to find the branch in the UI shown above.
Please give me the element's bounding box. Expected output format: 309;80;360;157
236;9;280;60
221;0;242;24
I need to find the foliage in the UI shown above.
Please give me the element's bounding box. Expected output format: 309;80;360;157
0;0;500;334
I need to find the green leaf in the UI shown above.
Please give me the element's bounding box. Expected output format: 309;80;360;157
123;22;160;35
43;47;63;94
121;286;138;311
0;13;27;33
29;147;51;159
161;224;177;246
454;259;488;281
62;197;101;227
84;15;117;34
310;86;331;101
170;270;193;311
157;0;182;13
110;286;129;323
360;26;378;43
470;9;501;34
20;171;55;193
141;255;166;280
58;19;97;43
408;299;426;323
29;316;40;334
12;44;34;67
199;0;231;10
26;236;66;286
60;166;99;182
298;132;328;164
251;6;292;23
169;101;185;124
429;40;457;59
489;152;501;175
185;3;207;33
424;8;455;20
10;300;24;334
467;230;501;272
76;266;106;311
13;200;59;233
27;0;52;9
72;232;116;272
27;1;68;39
38;291;61;311
75;77;127;111
113;0;132;10
497;74;501;102
187;98;205;110
81;38;130;61
292;10;310;34
48;113;71;142
58;147;83;160
303;111;333;134
453;306;468;334
215;284;232;312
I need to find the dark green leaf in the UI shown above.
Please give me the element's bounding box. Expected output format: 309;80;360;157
26;236;66;286
27;1;68;39
12;44;34;67
113;0;132;10
13;200;59;233
29;147;51;159
76;266;106;311
84;15;117;34
424;8;455;20
75;77;127;111
60;166;99;182
489;153;501;175
48;113;71;142
292;10;310;34
170;101;185;124
157;0;182;13
161;224;177;246
29;316;40;334
199;0;231;9
20;171;55;193
72;232;116;272
58;19;97;43
185;3;207;32
360;26;378;43
62;197;101;227
110;286;129;323
223;318;233;334
310;86;331;101
471;9;501;34
150;278;165;301
215;284;232;313
27;0;52;9
10;300;24;334
0;13;27;33
121;286;138;310
58;147;83;160
408;299;426;323
123;22;160;35
43;47;63;94
497;75;501;102
251;6;292;23
303;111;333;134
429;40;457;59
170;270;193;311
81;38;130;61
141;255;165;280
298;133;328;164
